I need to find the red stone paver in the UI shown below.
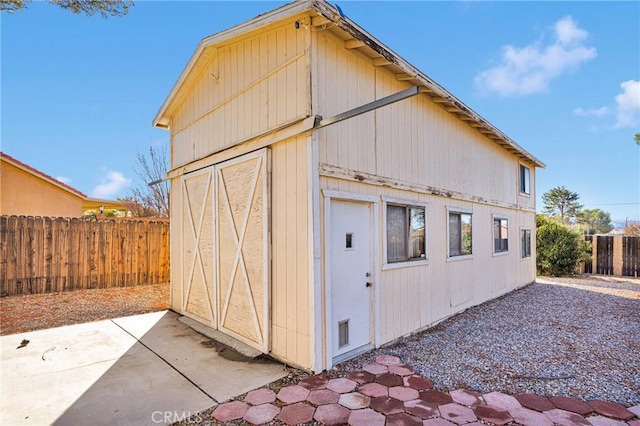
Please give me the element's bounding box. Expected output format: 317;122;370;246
404;399;438;419
349;408;386;426
339;392;371;409
212;401;249;422
389;385;420;402
363;362;389;375
244;388;276;405
588;400;636;420
473;404;514;425
314;403;351;425
483;391;522;411
299;374;328;390
307;388;340;405
515;392;556;412
404;375;433;391
222;360;636;426
276;385;310;404
419;389;454;405
510;406;554;426
386;412;423;426
370;396;405;415
359;382;389;398
389;363;415;376
376;372;404;387
438;402;478;425
347;370;375;384
544;408;592;426
586;416;628;426
550;396;594;416
243;403;280;425
277;402;315;425
327;377;358;393
423;419;458;426
376;354;401;365
450;389;482;408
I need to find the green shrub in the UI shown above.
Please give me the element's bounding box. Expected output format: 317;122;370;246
536;214;591;276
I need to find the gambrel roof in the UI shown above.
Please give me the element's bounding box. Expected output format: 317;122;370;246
154;0;544;168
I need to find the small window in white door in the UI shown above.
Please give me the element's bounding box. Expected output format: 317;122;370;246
345;233;354;250
338;320;349;347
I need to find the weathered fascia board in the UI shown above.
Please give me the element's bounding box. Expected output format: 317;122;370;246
165;115;318;180
318;163;536;213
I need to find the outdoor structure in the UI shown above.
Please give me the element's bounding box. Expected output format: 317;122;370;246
153;0;544;372
0;152;123;217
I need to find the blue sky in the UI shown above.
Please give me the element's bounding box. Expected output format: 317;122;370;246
2;1;639;226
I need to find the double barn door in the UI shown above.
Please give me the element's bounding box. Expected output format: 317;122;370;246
180;149;269;352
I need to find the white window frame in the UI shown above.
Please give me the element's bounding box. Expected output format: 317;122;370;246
492;215;509;256
447;207;473;261
519;163;531;196
520;227;532;259
382;197;428;270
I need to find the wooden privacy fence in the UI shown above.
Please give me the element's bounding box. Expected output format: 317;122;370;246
1;216;170;296
583;235;640;277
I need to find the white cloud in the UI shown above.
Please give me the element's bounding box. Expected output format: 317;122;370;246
91;170;132;199
614;80;640;128
55;176;72;185
475;16;596;96
572;106;610;118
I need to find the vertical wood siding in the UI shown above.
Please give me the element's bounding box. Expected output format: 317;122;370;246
270;134;311;367
314;30;536;208
319;178;536;345
1;216;170;296
313;28;537;346
171;19;310;169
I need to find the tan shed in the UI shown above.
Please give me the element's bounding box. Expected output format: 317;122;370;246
153;0;545;372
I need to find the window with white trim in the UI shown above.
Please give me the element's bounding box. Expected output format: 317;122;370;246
448;211;472;257
519;164;530;195
386;204;426;263
493;217;509;253
521;229;532;258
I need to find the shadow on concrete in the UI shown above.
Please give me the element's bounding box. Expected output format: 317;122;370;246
1;311;287;425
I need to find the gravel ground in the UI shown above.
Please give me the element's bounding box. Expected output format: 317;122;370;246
0;283;170;335
333;275;640;407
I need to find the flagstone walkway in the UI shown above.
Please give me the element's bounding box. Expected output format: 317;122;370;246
209;355;640;425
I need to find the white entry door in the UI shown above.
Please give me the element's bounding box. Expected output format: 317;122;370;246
330;200;373;362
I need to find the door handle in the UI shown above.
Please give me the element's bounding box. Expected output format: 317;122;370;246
365;282;372;288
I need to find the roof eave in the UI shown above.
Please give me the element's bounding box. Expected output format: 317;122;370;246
311;2;545;168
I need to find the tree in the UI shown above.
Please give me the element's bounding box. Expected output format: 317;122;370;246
624;221;640;236
126;145;169;218
2;0;133;17
576;208;613;235
635;133;640;145
542;186;583;224
536;214;592;276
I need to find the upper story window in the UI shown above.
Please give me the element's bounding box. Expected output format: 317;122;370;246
448;210;472;258
386;203;426;263
493;217;509;253
520;164;530;195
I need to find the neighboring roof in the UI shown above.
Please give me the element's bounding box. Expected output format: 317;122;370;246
153;0;544;168
1;152;87;198
83;198;127;211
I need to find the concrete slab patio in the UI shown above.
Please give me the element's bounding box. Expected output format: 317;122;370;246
0;310;287;425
